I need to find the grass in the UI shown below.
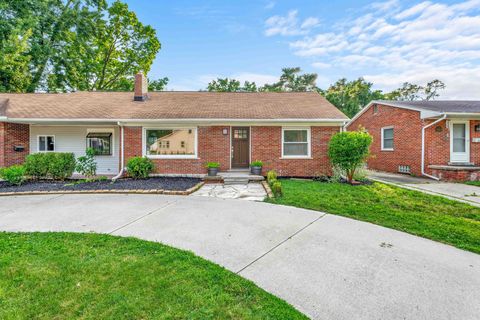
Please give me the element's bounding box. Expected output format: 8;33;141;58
465;181;480;187
267;179;480;254
0;232;306;320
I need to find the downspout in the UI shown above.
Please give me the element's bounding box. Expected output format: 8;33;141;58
421;114;447;180
112;122;125;180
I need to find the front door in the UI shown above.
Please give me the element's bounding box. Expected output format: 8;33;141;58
231;127;250;168
450;121;470;163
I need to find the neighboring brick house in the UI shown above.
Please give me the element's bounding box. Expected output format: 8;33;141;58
0;73;348;177
346;100;480;181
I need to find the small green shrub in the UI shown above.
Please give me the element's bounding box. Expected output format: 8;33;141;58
271;180;282;197
328;130;372;183
205;162;220;169
267;170;277;184
25;153;49;179
48;153;76;180
0;165;26;185
24;153;76;180
250;160;263;167
76;148;97;178
127;156;154;179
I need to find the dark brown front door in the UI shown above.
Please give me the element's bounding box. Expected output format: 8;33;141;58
232;127;250;168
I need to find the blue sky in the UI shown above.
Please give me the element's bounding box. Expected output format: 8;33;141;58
124;0;480;98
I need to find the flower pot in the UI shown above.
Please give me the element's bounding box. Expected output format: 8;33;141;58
251;166;262;175
207;167;219;176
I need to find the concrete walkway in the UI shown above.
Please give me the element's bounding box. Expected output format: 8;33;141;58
191;182;266;201
0;194;479;320
368;170;480;207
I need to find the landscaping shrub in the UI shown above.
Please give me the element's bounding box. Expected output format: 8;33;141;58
48;153;76;180
24;153;49;179
24;153;76;180
328;130;372;183
76;148;97;178
126;156;155;179
271;180;283;197
0;165;26;185
267;170;277;184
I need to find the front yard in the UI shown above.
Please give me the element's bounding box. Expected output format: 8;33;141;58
267;179;480;254
0;232;306;319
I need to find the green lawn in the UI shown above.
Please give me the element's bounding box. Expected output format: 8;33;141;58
267;179;480;254
465;181;480;187
0;232;306;320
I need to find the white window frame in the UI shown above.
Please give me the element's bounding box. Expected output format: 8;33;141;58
381;126;394;151
37;135;55;152
281;127;311;159
142;127;198;159
86;128;115;157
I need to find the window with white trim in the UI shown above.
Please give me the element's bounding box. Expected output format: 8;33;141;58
144;128;196;158
282;128;311;158
38;135;55;152
381;127;394;150
86;132;112;155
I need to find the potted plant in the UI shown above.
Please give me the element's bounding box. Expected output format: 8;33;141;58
205;162;220;176
250;160;263;175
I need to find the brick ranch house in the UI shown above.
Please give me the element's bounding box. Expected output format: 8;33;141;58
347;100;480;181
0;74;349;177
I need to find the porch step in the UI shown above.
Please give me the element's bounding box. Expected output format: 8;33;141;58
223;177;250;185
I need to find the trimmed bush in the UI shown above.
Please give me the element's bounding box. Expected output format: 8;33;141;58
250;160;263;167
0;165;26;185
76;148;97;178
328;130;372;183
24;152;76;180
271;180;283;197
267;170;277;185
126;156;154;179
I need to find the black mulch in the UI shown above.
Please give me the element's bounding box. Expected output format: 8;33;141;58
0;177;202;193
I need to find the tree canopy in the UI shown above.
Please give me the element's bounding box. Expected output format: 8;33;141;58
207;78;257;92
0;0;164;93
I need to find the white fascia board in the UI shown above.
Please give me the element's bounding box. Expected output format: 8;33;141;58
420;110;444;119
5;117;349;126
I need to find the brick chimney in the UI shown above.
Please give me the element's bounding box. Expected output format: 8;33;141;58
134;72;148;101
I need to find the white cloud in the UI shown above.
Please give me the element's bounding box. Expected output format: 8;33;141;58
265;0;480;98
264;10;320;36
264;1;275;10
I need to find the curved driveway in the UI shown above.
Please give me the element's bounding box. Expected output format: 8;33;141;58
0;193;479;320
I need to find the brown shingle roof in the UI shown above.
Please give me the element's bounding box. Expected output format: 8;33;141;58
0;91;348;121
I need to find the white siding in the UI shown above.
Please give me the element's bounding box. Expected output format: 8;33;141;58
30;126;120;175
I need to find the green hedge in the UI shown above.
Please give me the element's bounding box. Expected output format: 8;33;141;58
126;156;155;179
25;153;76;180
0;165;26;185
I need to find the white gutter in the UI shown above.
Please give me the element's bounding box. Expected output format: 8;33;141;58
421;114;447;180
3;117;349;124
112;122;125;181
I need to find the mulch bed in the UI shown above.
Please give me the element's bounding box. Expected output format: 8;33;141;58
0;177;202;193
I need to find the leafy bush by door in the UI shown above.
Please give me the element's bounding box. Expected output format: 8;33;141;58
126;157;155;179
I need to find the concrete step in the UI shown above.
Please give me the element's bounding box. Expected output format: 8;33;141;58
223;178;250;185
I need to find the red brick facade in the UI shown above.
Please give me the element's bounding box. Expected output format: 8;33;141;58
348;103;480;181
0;122;29;167
124;125;339;177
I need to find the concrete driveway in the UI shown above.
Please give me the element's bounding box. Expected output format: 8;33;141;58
0;194;479;320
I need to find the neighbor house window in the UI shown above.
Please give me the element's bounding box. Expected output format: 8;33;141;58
144;128;196;158
282;128;311;158
381;127;394;151
38;135;55;152
86;132;112;155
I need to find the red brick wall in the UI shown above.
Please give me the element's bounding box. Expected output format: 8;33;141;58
251;126;339;177
348;104;423;176
0;122;30;167
123;125;338;176
124;126;231;174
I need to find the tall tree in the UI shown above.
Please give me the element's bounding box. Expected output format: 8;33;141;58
319;78;384;118
0;0;161;92
0;29;32;92
261;67;317;92
385;79;445;101
207;78;257;92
